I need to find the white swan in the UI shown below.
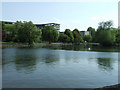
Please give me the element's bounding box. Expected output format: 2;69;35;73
88;48;91;50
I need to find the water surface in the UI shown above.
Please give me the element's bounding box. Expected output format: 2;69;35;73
2;45;119;88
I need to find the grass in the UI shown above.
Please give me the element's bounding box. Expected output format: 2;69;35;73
0;42;74;47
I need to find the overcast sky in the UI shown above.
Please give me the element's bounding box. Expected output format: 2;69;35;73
2;1;119;31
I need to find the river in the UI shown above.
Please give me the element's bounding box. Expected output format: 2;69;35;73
2;45;119;88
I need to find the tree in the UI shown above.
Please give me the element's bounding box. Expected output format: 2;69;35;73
64;29;74;42
0;21;7;41
98;20;113;30
4;24;16;42
0;21;5;30
58;33;70;43
14;21;23;42
116;30;120;45
42;26;59;44
17;21;40;45
83;35;92;42
87;27;95;42
72;29;83;44
96;21;115;46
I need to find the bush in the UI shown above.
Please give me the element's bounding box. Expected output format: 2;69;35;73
83;35;92;42
42;26;59;44
58;33;70;43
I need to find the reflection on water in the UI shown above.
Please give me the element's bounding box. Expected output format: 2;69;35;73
15;54;37;73
97;58;113;71
14;48;60;73
43;45;120;52
61;45;85;51
2;45;118;88
43;53;59;64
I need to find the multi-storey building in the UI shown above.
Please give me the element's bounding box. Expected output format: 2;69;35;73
80;31;91;37
35;23;60;32
2;21;60;32
4;21;15;25
118;26;120;29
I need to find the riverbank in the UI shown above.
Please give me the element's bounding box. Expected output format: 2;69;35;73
95;84;120;90
0;42;100;48
1;42;72;47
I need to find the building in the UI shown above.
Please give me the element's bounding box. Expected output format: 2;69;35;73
3;21;60;32
118;26;120;29
4;21;15;25
80;31;91;37
35;23;60;32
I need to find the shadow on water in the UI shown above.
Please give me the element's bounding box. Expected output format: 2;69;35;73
41;45;120;52
14;49;37;74
63;45;120;52
44;54;59;64
40;50;60;67
97;58;113;72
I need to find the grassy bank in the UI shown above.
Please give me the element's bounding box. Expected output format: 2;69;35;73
0;42;110;48
1;42;75;48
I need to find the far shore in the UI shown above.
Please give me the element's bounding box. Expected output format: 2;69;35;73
0;42;100;48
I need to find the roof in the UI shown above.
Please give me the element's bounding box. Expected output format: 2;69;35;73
2;21;60;25
2;21;15;23
35;23;60;25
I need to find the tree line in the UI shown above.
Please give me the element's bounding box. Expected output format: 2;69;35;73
1;20;120;46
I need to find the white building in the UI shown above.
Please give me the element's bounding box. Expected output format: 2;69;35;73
80;31;91;37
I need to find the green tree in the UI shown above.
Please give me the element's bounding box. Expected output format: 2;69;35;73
116;30;120;45
42;26;59;44
4;24;16;42
0;21;5;30
17;21;40;45
98;20;113;30
96;21;115;46
37;30;42;42
83;35;92;42
72;29;83;44
87;27;95;42
64;29;74;42
0;21;6;41
58;33;70;43
14;21;23;42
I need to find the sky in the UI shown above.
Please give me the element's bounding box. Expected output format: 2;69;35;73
1;0;119;31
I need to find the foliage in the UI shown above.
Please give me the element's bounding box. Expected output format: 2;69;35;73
0;21;2;30
1;20;120;46
72;29;83;44
83;35;92;42
58;33;70;43
17;21;40;45
0;21;5;30
96;21;115;46
116;30;120;45
0;21;6;41
4;24;17;42
87;27;95;42
98;20;113;30
42;26;59;43
14;21;23;42
64;29;74;42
